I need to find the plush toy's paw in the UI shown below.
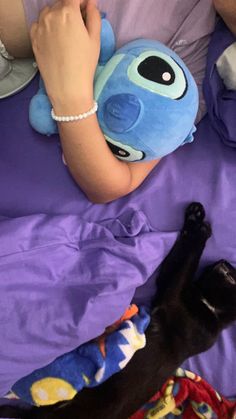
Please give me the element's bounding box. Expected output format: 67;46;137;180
29;92;58;136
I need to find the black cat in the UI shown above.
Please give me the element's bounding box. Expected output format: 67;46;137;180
1;202;236;419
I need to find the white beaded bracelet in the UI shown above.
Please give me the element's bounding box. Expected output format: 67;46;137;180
51;101;98;122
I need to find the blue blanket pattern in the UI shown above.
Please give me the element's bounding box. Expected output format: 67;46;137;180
7;306;150;406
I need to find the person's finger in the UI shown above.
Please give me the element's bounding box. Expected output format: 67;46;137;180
29;22;40;53
29;22;38;41
61;0;80;7
85;0;101;40
60;0;84;25
38;6;51;24
80;0;89;8
52;0;62;6
80;0;88;20
50;1;63;10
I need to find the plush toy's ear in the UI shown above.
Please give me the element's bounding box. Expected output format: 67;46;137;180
99;14;116;65
182;125;197;145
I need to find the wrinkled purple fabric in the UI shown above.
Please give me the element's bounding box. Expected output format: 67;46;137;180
0;212;176;396
0;21;236;400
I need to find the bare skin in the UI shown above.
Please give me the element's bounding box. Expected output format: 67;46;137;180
0;0;32;57
0;0;235;203
213;0;236;36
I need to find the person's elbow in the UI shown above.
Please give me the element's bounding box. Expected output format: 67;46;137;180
84;159;159;204
86;183;132;204
85;176;134;204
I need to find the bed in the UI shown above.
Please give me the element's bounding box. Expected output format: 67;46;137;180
0;19;235;408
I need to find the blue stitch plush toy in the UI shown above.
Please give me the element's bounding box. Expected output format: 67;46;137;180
29;15;199;162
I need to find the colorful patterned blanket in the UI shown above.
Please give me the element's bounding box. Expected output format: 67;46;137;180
131;369;236;418
7;305;150;406
6;305;236;418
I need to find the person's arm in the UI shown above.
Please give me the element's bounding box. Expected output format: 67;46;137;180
30;0;159;204
213;0;236;36
58;115;159;203
0;0;33;58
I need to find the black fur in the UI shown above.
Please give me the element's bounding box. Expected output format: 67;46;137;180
1;202;236;419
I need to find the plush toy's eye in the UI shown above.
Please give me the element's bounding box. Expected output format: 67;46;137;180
104;135;145;162
138;56;176;86
128;51;187;100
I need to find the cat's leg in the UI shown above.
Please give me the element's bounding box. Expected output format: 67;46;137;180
155;202;211;301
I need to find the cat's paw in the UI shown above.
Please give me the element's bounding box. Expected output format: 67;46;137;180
182;202;211;239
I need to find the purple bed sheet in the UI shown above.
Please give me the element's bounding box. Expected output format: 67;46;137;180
0;21;236;400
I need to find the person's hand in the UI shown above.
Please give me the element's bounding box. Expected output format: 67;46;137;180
30;0;101;113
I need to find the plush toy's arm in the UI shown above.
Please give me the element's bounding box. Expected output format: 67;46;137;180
29;78;58;136
182;125;197;145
